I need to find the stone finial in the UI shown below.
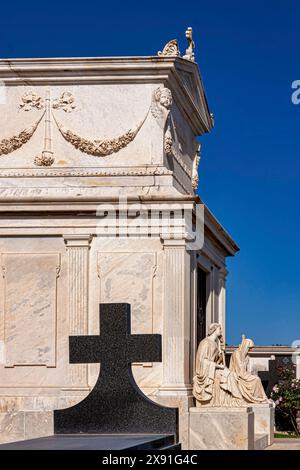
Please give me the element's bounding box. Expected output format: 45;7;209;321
183;27;195;62
158;39;180;57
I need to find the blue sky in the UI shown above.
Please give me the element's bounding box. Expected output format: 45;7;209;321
1;0;300;345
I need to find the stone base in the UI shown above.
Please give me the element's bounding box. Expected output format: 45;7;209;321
254;433;269;450
0;411;53;444
251;403;275;445
189;407;254;450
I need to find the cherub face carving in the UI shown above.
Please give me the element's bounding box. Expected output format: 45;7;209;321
154;87;173;109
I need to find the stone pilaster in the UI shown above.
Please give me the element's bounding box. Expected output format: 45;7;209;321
159;238;191;394
156;236;193;448
63;234;92;388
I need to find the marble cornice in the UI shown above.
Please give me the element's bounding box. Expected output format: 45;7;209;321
0;56;213;136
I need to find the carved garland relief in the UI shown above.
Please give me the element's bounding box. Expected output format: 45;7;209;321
0;87;172;166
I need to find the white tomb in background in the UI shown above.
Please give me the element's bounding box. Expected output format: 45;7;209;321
0;32;240;448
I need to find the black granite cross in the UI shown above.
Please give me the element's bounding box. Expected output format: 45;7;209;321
54;303;178;437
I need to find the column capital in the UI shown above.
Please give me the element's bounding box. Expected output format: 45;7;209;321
160;237;188;248
63;234;93;248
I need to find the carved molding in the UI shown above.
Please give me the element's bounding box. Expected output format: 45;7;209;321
0;113;45;156
158;39;180;57
0;166;172;178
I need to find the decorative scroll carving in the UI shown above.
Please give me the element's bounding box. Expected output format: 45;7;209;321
0;113;44;156
158;39;180;57
53;111;148;157
164;125;173;156
151;87;173;128
53;92;76;113
19;91;44;111
183;27;195;62
192;143;201;190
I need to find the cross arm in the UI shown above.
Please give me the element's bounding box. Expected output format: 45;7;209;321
69;336;102;364
127;334;162;363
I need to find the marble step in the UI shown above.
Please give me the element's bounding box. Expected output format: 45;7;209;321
254;433;269;450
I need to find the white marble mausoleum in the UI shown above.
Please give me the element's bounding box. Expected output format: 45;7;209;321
0;37;239;447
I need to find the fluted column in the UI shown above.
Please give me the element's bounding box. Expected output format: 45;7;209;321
159;238;191;395
63;234;92;388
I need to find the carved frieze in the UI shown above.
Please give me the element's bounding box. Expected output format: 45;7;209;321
1;89;151;162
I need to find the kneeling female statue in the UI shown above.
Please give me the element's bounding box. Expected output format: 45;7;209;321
193;324;268;407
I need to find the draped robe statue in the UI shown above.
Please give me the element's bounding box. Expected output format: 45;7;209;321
229;336;268;403
193;325;268;407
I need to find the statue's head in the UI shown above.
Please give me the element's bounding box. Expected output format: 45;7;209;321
154;87;173;109
208;323;222;338
240;335;254;354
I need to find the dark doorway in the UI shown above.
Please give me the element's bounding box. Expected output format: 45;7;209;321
197;267;207;346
